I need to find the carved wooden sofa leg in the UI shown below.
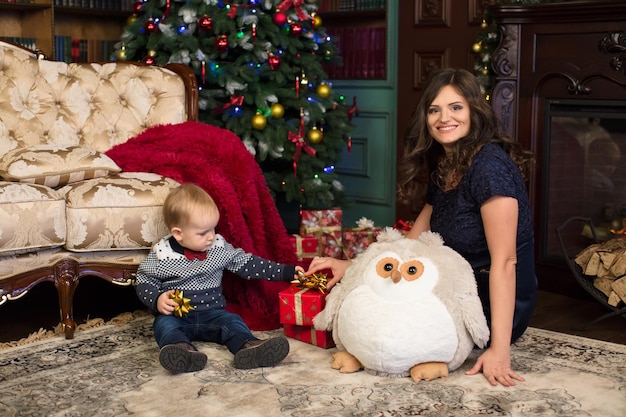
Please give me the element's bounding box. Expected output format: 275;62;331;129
55;259;80;339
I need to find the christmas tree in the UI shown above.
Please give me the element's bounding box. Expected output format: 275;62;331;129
115;0;354;209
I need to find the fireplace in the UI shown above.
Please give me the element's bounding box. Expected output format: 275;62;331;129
489;1;626;294
544;100;626;262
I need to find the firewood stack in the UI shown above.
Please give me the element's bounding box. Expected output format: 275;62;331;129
575;239;626;307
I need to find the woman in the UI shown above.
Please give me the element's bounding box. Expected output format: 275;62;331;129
306;68;537;387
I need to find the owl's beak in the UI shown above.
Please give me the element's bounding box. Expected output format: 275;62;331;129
390;269;402;284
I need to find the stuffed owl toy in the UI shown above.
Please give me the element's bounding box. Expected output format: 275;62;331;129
313;228;490;383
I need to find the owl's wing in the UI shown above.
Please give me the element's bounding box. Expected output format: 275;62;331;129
457;291;490;348
429;243;491;348
313;260;364;331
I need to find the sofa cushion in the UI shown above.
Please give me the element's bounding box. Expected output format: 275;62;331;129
0;182;66;256
59;172;179;251
0;144;121;188
0;45;188;158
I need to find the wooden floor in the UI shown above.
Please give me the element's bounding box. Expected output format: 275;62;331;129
1;278;625;344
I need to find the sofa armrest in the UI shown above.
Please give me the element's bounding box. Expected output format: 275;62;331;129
165;63;198;122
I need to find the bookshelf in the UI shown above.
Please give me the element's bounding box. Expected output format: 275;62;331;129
0;0;132;62
320;0;387;80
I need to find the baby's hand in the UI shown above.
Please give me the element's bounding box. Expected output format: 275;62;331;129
157;290;178;315
294;265;305;280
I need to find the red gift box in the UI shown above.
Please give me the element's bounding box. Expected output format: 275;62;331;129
299;208;343;259
283;324;335;349
279;285;327;326
289;234;321;261
342;227;382;259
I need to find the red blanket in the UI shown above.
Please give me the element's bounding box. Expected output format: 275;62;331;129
106;121;297;330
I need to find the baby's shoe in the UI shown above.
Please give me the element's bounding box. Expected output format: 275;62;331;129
233;336;290;369
159;342;207;374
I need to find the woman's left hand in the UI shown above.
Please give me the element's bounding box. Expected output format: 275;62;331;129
465;346;524;387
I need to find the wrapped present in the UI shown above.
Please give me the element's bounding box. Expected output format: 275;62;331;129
278;284;327;326
289;234;321;261
299;208;343;259
342;217;383;259
283;324;335;349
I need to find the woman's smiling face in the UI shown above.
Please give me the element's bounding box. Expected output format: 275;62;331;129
427;85;471;153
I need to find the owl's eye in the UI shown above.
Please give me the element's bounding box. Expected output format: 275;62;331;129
400;260;424;281
376;257;399;278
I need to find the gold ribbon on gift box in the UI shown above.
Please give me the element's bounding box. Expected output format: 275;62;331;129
300;224;342;238
290;272;329;324
293;287;309;325
300;225;343;257
292;234;322;258
308;326;318;346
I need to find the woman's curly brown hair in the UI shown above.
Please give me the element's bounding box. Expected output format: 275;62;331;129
397;68;534;206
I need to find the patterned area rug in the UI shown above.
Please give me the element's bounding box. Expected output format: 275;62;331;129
1;314;625;417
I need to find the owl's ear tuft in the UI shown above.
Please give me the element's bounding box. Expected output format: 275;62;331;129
376;227;404;243
417;231;445;246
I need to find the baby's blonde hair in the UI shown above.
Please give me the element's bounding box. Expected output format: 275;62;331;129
163;183;219;229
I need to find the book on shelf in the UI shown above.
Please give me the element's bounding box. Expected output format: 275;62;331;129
318;0;386;12
323;26;385;80
54;36;117;62
0;37;37;51
53;0;135;10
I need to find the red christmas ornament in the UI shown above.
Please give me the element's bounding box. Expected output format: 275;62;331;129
142;56;155;65
132;2;143;14
290;23;303;37
295;76;300;98
227;5;238;18
216;35;229;52
268;54;281;70
198;15;212;31
273;12;288;26
144;18;157;33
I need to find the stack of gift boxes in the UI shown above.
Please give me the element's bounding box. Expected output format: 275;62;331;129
280;208;383;348
291;208;383;262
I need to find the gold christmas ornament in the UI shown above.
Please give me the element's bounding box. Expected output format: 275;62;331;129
293;271;329;294
170;289;195;317
481;20;488;30
270;103;285;118
251;113;267;130
316;83;331;98
307;126;323;144
127;14;138;25
482;67;490;76
472;42;482;53
115;46;127;61
313;14;322;29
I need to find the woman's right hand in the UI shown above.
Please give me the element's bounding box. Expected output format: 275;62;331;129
305;257;351;290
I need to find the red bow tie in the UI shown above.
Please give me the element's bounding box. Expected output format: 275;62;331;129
184;249;207;261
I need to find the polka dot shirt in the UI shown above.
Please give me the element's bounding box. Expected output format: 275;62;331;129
135;234;296;313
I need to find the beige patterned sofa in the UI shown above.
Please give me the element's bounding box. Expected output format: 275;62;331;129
0;40;198;338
